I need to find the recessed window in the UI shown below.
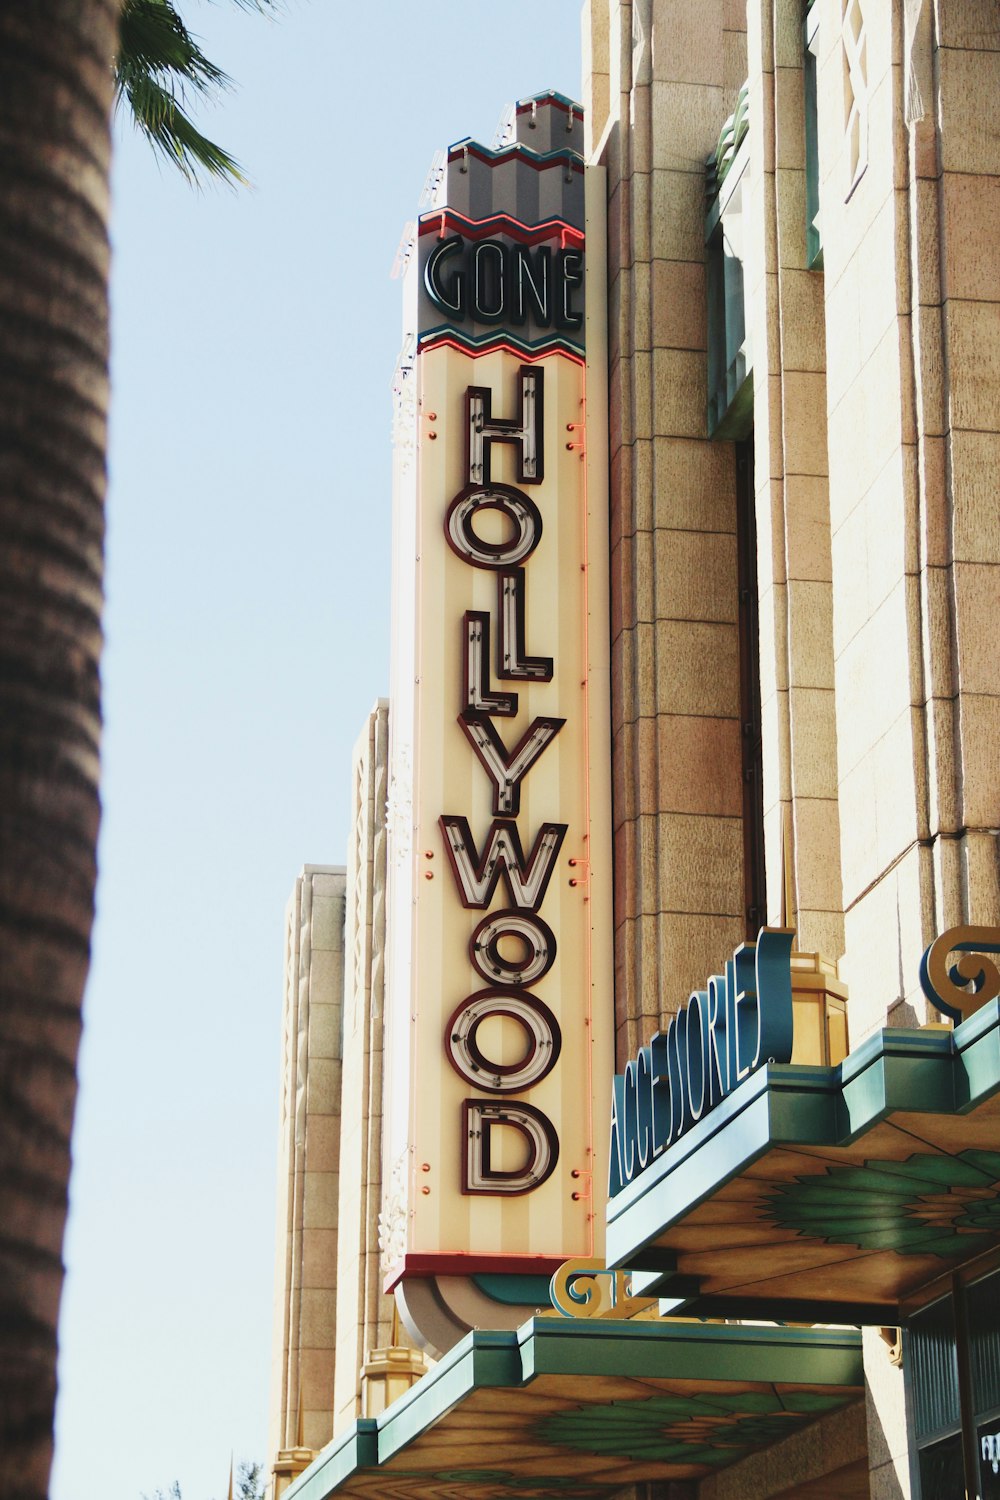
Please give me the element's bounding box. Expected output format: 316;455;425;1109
736;440;765;936
705;83;752;439
906;1266;1000;1498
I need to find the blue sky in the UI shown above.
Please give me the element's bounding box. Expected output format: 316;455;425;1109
52;5;582;1498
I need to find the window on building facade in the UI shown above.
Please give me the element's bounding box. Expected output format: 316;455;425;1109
735;439;766;937
706;91;764;936
706;83;752;440
906;1261;1000;1499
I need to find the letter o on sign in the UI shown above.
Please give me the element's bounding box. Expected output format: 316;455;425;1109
446;988;561;1092
470;909;556;987
445;484;542;569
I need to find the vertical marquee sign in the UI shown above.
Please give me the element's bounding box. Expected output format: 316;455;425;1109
384;92;612;1339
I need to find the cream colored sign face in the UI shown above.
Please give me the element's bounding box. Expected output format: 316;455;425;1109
398;339;607;1270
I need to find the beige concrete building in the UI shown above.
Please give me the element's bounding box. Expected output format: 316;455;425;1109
269;711;429;1496
269;5;1000;1498
269;864;346;1479
590;4;1000;1495
589;0;1000;1037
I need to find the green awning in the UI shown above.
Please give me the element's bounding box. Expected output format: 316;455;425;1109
608;1000;1000;1323
284;1320;862;1500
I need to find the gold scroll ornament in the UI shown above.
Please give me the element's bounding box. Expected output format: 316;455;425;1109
549;1258;657;1320
920;925;1000;1024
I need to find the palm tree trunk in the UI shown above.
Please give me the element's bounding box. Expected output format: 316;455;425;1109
0;5;116;1494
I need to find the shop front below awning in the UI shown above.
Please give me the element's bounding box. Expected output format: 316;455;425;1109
608;999;1000;1324
284;1319;863;1500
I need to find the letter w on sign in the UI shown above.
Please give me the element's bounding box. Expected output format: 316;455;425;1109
439;815;567;910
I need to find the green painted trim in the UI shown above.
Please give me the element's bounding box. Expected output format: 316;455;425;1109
607;1010;1000;1281
516;1318;862;1389
704;131;751;240
956;995;1000;1050
838;1031;956;1142
708;367;753;440
447;135;583;169
514;89;583;115
283;1321;863;1500
608;1083;776;1268
471;1273;552;1306
953;1000;1000;1111
839;1023;951;1079
376;1330;521;1463
608;1061;842;1254
418;324;586;359
283;1421;377;1500
959;1034;1000;1112
706;80;750;198
803;7;823;267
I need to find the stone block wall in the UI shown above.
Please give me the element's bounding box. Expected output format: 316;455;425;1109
268;867;346;1467
332;702;402;1434
812;0;1000;1041
586;0;750;1066
584;2;1000;1498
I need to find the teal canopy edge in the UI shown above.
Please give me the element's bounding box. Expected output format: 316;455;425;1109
606;1000;1000;1290
283;1320;863;1500
447;136;583;168
471;1272;552;1306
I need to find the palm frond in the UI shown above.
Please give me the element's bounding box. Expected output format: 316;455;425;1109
118;70;247;183
115;0;247;185
118;0;230;91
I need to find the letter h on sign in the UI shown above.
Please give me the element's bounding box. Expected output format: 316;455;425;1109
467;367;544;485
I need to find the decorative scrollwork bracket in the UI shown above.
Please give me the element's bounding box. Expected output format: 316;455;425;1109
919;925;1000;1024
548;1258;657;1320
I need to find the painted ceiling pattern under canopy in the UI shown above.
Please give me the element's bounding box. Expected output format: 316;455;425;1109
606;1005;1000;1321
285;1323;863;1500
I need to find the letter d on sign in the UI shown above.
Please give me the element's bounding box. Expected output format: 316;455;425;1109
463;1099;559;1195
